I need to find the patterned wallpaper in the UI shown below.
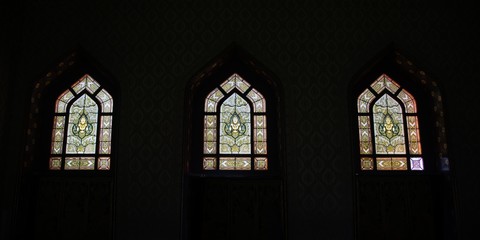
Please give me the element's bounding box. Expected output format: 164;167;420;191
3;0;480;239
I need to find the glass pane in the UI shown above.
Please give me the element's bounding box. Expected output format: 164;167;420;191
407;116;422;154
373;94;406;154
376;157;392;170
358;116;372;154
397;89;417;113
203;115;217;154
357;89;374;113
204;88;224;112
391;157;407;170
219;157;236;170
79;157;95;170
65;157;80;170
49;157;62;170
98;157;110;170
410;157;424;171
247;88;266;112
219;93;251;154
235;157;251;170
220;73;251;93
51;116;65;154
55;90;74;113
203;157;217;170
377;157;407;170
360;157;373;170
99;116;113;154
72;76;87;94
370;74;400;94
85;75;100;93
96;89;113;113
219;157;251;170
66;94;98;154
254;157;268;170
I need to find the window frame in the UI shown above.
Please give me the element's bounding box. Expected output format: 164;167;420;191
350;51;439;176
183;46;284;178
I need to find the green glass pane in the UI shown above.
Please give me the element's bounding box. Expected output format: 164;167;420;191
66;94;98;154
219;93;251;154
373;94;406;154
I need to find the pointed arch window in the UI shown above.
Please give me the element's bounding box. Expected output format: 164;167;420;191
49;74;113;170
357;74;423;171
203;73;267;171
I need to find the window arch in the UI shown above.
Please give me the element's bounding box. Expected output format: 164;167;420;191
203;73;268;171
357;74;423;171
49;74;113;170
182;45;286;239
350;47;456;239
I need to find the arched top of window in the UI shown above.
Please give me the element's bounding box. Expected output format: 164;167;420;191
184;44;283;177
350;46;449;174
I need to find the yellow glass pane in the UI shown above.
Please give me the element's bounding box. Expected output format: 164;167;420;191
219;157;236;170
254;157;268;170
360;157;373;170
49;157;62;170
357;89;374;113
98;157;110;170
203;157;216;170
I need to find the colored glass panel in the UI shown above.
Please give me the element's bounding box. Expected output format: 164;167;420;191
377;157;407;170
358;89;375;113
203;157;217;170
49;157;62;170
203;115;217;154
66;94;98;154
72;75;100;94
373;94;406;154
51;116;65;154
96;89;113;113
99;116;113;154
98;157;110;170
360;157;374;170
56;90;75;113
358;116;372;154
220;74;251;93
254;115;267;154
219;157;251;170
407;116;422;154
370;74;400;94
247;88;266;112
219;93;251;154
398;89;417;113
254;157;268;170
205;88;224;112
65;157;95;170
410;157;424;171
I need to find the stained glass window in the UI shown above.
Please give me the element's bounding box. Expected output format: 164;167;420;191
49;74;113;170
357;74;423;171
203;73;267;171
